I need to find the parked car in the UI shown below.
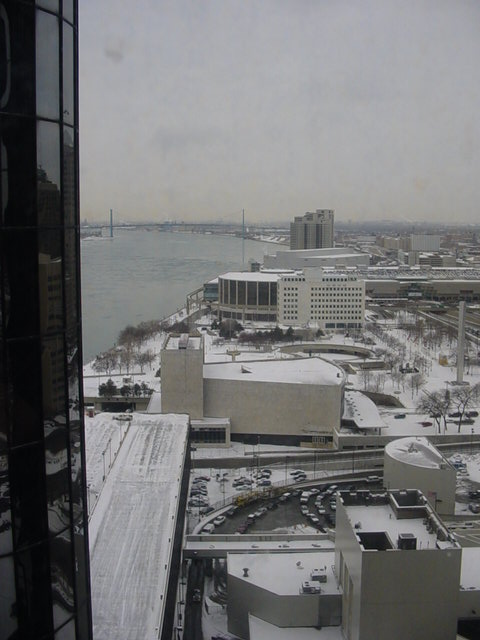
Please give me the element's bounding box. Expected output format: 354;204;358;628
213;516;226;526
467;410;479;418
258;479;272;487
294;474;307;482
468;503;480;514
226;506;238;517
394;413;406;419
202;523;215;533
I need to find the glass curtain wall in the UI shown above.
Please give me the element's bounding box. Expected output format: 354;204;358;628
0;1;92;638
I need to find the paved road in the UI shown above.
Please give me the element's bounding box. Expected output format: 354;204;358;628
184;559;205;640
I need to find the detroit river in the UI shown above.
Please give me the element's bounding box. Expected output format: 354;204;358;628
80;228;274;362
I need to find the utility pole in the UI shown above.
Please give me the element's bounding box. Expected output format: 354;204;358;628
242;209;245;266
457;301;466;384
110;208;113;237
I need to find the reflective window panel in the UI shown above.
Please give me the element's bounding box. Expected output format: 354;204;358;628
37;1;60;14
0;556;18;640
9;443;49;547
6;336;44;447
62;0;74;24
14;542;53;638
38;120;61;225
63;127;76;226
62;22;74;125
36;9;59;119
56;617;76;640
50;534;75;628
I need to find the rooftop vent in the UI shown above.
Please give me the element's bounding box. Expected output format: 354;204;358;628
243;568;249;577
398;533;417;550
178;334;189;349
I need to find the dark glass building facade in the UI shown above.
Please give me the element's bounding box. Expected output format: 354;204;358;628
0;1;93;638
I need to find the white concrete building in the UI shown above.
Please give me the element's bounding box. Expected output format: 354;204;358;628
217;268;365;330
203;357;345;445
160;336;346;445
227;551;341;639
277;269;365;329
383;437;457;515
335;489;461;640
161;334;204;418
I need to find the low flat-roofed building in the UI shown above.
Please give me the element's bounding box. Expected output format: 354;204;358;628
248;615;344;640
88;413;190;640
203;357;345;445
264;247;370;270
341;390;386;433
384;437;456;515
335;489;461;640
228;551;341;639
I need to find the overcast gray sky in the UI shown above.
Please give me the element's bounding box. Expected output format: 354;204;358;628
79;0;480;225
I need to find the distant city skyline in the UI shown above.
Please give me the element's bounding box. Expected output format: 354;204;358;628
80;0;480;225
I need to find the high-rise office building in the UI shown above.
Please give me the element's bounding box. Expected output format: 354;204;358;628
290;209;335;250
0;2;93;638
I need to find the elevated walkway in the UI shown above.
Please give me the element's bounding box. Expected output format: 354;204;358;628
183;533;334;558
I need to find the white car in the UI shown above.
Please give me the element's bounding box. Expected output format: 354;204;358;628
213;516;226;526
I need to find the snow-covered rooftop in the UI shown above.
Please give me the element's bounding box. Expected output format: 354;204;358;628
89;413;189;640
165;334;202;350
385;437;451;469
228;551;338;596
341;493;458;550
460;548;480;590
218;271;281;282
249;614;344;640
343;390;386;429
203;357;344;386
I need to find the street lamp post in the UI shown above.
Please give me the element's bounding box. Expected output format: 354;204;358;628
102;450;106;481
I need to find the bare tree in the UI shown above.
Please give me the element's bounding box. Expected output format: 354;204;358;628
450;383;480;432
409;372;426;398
417;390;451;433
135;350;155;373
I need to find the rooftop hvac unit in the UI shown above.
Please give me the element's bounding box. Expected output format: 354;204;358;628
302;581;322;594
311;569;327;583
398;533;417;550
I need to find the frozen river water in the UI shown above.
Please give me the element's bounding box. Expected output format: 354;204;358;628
81;229;274;361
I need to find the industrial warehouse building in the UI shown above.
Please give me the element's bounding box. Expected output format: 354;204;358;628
160;335;346;446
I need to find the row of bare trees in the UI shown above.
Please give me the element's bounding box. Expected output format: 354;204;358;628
417;384;480;433
93;348;156;375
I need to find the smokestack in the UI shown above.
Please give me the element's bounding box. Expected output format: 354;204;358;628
457;301;466;384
